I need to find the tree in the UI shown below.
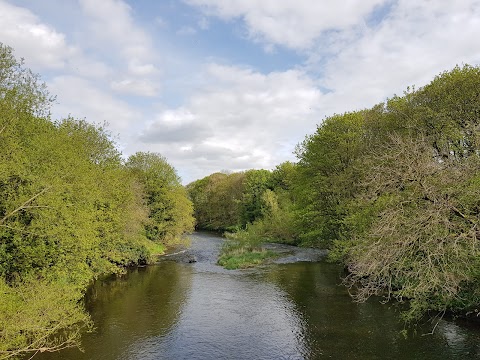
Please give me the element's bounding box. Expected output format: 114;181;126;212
126;152;194;244
0;44;161;358
330;65;480;323
186;172;245;231
341;135;480;322
240;169;272;225
293;111;365;247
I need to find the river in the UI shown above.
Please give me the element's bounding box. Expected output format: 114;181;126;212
37;232;480;359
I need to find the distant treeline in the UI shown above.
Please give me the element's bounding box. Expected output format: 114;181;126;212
187;64;480;324
0;44;194;359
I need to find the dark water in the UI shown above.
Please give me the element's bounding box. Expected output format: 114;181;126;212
38;232;480;359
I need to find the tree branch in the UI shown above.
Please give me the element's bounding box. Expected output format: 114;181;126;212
0;187;51;224
450;205;476;225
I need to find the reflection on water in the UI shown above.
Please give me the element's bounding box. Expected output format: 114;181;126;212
264;261;480;359
37;233;480;360
38;262;192;360
124;270;308;360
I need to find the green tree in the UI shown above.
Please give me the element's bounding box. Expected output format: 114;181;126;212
294;111;365;247
187;172;245;231
0;43;160;359
126;152;194;245
330;65;480;323
240;169;272;225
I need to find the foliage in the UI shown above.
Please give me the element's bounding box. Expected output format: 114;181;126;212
187;166;297;243
186;172;246;231
0;43;191;358
241;188;298;245
341;135;480;321
218;230;278;270
0;43;53;118
325;65;480;323
217;248;278;270
126;152;195;245
293;111;365;247
0;278;91;359
240;169;273;225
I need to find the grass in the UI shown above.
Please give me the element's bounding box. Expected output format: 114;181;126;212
218;247;278;270
217;230;279;269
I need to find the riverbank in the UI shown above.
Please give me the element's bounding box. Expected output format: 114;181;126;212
35;232;480;360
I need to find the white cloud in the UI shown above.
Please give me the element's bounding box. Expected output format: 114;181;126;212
137;64;322;182
4;0;480;185
0;1;115;80
71;57;113;79
185;0;385;49
111;78;159;97
79;0;162;98
50;76;140;132
169;0;480;182
128;60;159;76
140;109;209;143
313;0;480;115
79;0;155;64
0;0;75;69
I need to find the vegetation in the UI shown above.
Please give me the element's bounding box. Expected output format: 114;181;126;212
0;43;193;359
186;172;246;231
3;38;480;354
335;66;480;323
188;64;480;325
126;152;194;245
217;230;278;270
186;164;298;241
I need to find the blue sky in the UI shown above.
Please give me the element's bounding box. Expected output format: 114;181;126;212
2;0;480;183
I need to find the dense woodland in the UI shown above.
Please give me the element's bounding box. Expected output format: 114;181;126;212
187;64;480;324
0;44;194;359
2;39;480;358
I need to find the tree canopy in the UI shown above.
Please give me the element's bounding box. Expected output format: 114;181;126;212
188;64;480;324
0;43;193;359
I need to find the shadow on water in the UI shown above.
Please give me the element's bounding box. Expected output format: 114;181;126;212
36;232;480;360
37;262;192;360
263;262;480;359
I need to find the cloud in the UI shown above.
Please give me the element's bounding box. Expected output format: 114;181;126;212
70;57;113;79
50;76;140;132
111;79;158;97
185;0;385;49
79;0;155;62
168;0;480;182
312;0;480;114
128;60;159;76
176;143;268;170
136;64;322;182
0;1;115;80
79;0;161;94
5;0;480;185
0;0;75;69
140;109;210;143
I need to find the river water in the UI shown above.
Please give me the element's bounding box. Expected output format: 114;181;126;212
38;232;480;359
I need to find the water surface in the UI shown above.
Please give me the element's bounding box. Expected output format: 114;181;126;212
38;232;480;359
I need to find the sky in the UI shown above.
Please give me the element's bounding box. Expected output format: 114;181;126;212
2;0;480;183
